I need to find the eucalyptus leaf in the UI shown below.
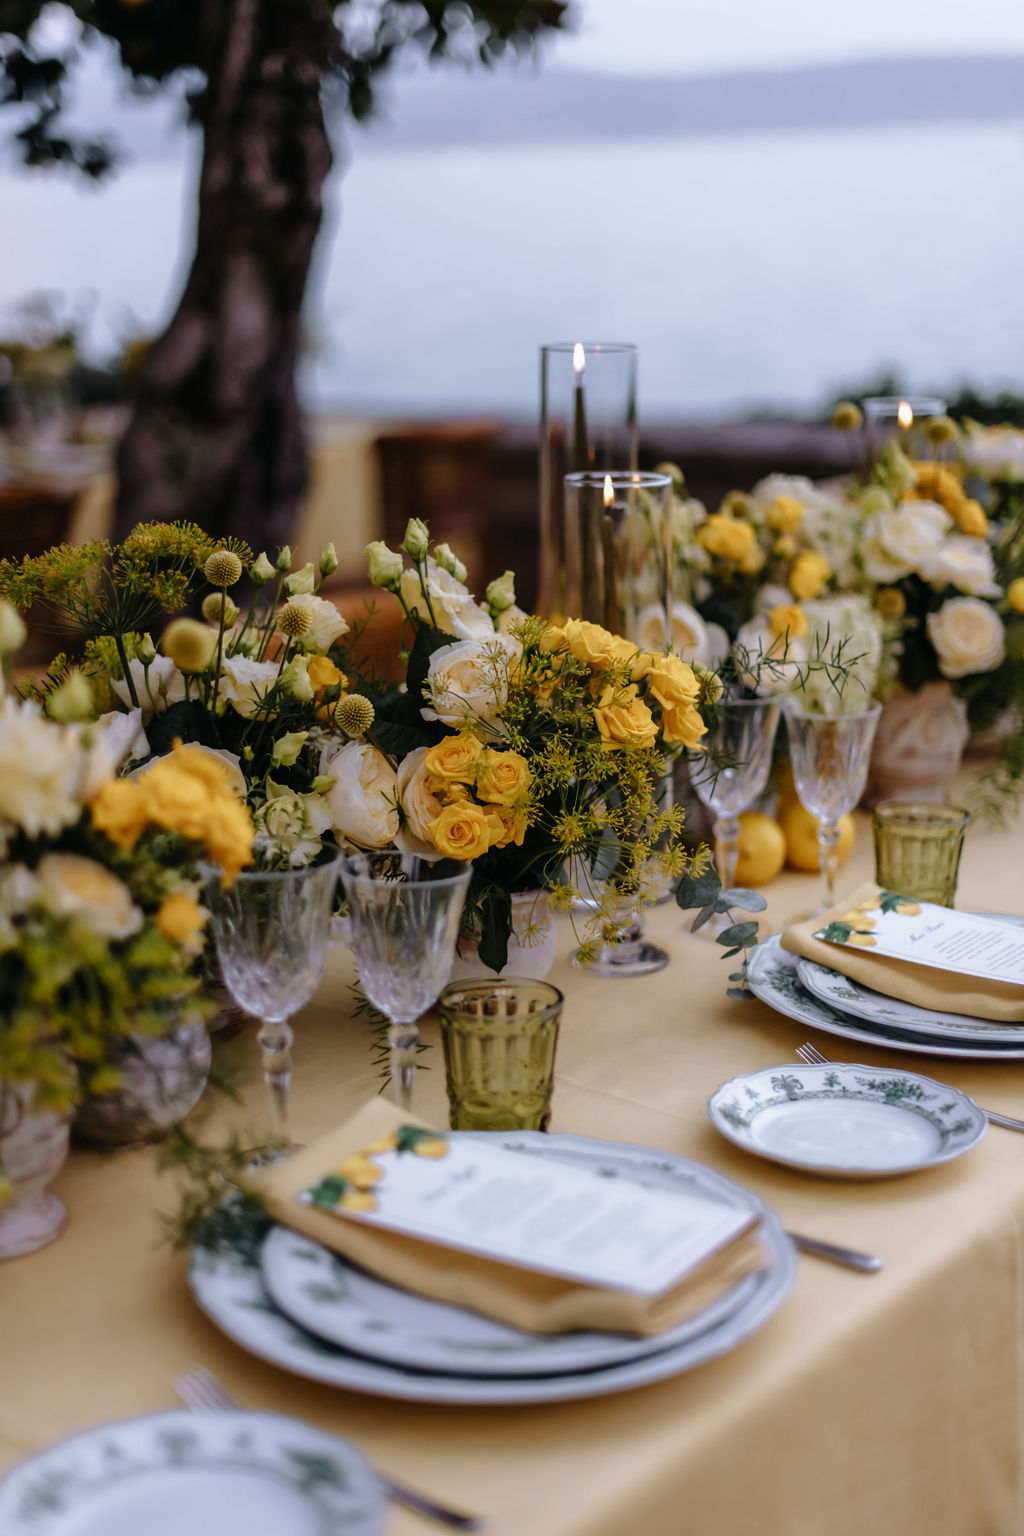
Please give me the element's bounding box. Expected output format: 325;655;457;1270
676;868;722;911
690;903;718;932
726;987;753;1001
719;945;743;958
719;888;768;913
717;921;759;947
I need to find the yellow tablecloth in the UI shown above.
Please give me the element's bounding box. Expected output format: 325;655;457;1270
4;783;1024;1535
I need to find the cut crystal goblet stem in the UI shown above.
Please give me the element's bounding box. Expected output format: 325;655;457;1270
817;818;843;912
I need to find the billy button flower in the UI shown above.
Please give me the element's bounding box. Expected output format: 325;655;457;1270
335;694;375;738
830;400;863;432
204;549;244;588
768;602;807;640
875;587;906;619
765;495;804;532
201;592;239;627
277;599;312;641
161;617;217;673
1007;578;1024;614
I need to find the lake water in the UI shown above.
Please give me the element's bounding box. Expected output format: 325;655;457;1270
2;116;1023;418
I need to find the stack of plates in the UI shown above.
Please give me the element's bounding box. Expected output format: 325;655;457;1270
747;925;1024;1061
189;1132;796;1405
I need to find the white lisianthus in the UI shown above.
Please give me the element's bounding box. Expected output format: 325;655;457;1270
35;853;143;941
635;600;716;668
271;731;309;769
254;779;333;867
284;593;349;654
321;740;400;848
862;500;952;583
394;746;445;859
284;561;317;595
96;708;149;768
421;636;516;729
734;616;808;695
496;604;528;639
111;654;186;720
0;598;27;658
399;559;494;641
926;598;1006;680
279;652;314;702
961;425;1024;482
218;654;282;718
0;698;107;844
922;535;1002;598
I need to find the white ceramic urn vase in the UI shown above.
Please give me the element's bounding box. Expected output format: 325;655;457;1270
0;1079;71;1261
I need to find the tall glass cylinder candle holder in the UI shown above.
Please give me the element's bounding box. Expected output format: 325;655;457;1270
562;470;672;641
862;395;946;459
538;342;638;617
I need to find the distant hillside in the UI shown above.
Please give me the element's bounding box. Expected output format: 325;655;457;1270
351;54;1024;151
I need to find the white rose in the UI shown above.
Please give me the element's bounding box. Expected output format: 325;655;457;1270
734;616;808;696
421;637;515;728
321;740;399;848
96;708;149;768
286;593;349;653
35;853;143;941
636;599;714;667
922;535;1001;598
218;654;282;718
634;603;669;654
961;426;1024;482
399;560;494;641
394;746;445;859
111;654;186;720
862;500;951;582
926;598;1006;680
0;698;101;840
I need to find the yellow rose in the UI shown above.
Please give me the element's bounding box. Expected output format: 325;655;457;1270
696;514;756;564
476;749;532;806
768;603;807;639
766;495;804;532
957;499;988;538
308;653;347;695
875;587;906;619
789;551;831;600
156;891;207;953
562;619;649;679
487;802;530;849
592;685;658;752
424;732;484;783
428;800;501;860
774;534;797;559
739;543;766;576
660;700;707;751
1008;578;1024;614
646;653;701;710
90;779;149;850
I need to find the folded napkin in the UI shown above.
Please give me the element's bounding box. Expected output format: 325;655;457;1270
782;881;1024;1023
254;1098;767;1339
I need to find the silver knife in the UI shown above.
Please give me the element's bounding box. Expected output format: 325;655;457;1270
786;1230;883;1273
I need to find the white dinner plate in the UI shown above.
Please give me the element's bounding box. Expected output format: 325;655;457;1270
797;959;1024;1046
189;1133;797;1405
708;1061;987;1178
260;1222;760;1378
0;1410;385;1536
746;936;1024;1060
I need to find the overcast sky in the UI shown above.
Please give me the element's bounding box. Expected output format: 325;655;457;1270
548;0;1024;74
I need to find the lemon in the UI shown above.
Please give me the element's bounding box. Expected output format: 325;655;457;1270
781;802;855;872
733;812;787;887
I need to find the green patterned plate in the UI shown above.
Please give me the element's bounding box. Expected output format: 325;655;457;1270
709;1061;987;1178
0;1410;385;1536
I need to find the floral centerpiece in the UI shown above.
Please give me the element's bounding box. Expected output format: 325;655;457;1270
342;520;719;970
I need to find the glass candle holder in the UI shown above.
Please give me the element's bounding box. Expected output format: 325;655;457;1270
562;470;672;639
862;395;947;459
436;978;563;1132
538;342;638;617
872;801;970;908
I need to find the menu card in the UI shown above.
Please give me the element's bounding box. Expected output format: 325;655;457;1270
300;1126;753;1298
814;891;1024;985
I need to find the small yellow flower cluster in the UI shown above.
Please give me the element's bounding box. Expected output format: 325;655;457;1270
423;733;533;860
90;745;255;884
696;511;760;570
908;461;988;537
789;550;831;600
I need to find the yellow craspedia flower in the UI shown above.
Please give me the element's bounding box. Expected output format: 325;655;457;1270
719;491;753;519
831;401;863;432
957;499;988;538
204;549;243;587
592;684;658;751
789;551;831;600
424;732;484;783
161;617;217;673
766;495;804;532
923;416;959;447
1008;578;1024;613
429;800;500;860
696;513;757;564
89;779;149;850
335;694;375;736
773;534;797;559
769;603;807;639
278;599;312;639
201;592;240;627
910;461;966;517
156;891;207;951
875;587;906;619
476;748;532;806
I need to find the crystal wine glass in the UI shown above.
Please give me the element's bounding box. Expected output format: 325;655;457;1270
783;699;882;913
204;854;342;1156
339;852;472;1108
688;696;781;906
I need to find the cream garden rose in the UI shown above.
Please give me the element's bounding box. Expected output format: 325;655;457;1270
34;853;143;941
926;598;1006;680
322;740;400;848
922;535;1001;598
862;500;952;583
421;637;516;729
394;746;446;857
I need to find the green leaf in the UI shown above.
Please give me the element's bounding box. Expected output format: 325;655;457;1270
477;884;513;974
719;888;768;913
716;921;759;947
728;971;747;982
676;867;722;911
726;987;752;1001
405;622;457;705
690;903;718;932
308;1174;348;1209
146;699;222;756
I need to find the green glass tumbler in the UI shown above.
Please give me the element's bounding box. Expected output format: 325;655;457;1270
436;978;563;1132
872;801;970;908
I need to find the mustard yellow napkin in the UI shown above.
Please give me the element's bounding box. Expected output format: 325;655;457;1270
254;1098;766;1339
782;881;1024;1023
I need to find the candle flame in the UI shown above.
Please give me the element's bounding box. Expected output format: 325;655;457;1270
603;475;615;508
897;399;914;431
573;342;585;376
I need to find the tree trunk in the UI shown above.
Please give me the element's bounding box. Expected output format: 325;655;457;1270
113;0;335;552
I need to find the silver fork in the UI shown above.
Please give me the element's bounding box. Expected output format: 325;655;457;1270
174;1366;485;1532
796;1041;1024;1134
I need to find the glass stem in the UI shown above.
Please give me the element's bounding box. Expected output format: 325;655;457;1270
389;1022;420;1110
713;814;741;892
258;1020;294;1149
817;818;842;911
